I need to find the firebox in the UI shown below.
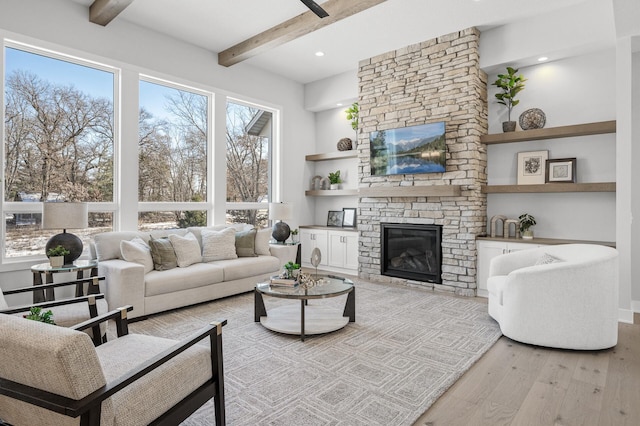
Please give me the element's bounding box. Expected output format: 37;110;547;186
380;223;442;283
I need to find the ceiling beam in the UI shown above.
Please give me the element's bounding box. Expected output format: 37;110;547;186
90;0;134;26
218;0;387;67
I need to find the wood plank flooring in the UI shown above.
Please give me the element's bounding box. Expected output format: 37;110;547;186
414;319;640;426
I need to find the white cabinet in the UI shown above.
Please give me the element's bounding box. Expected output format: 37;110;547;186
300;228;328;267
476;239;544;297
328;230;358;270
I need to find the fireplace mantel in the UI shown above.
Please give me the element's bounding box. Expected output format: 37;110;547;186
359;185;461;197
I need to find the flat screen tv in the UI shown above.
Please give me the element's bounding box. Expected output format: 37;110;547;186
369;121;446;176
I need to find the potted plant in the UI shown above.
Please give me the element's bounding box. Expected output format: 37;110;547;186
290;228;299;243
518;213;536;239
345;102;359;131
47;245;70;267
283;261;301;279
328;170;342;190
24;307;56;325
492;67;526;132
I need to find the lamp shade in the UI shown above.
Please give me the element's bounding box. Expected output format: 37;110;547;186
268;202;292;221
42;202;88;230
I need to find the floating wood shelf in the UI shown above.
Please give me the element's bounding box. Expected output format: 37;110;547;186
476;236;615;247
305;189;359;196
359;185;462;197
305;151;358;161
480;120;616;145
482;182;616;194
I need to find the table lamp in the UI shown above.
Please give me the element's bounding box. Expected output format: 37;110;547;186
269;202;292;243
43;202;88;265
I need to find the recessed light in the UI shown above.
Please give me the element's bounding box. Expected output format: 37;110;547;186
336;103;343;106
315;51;325;57
538;56;548;62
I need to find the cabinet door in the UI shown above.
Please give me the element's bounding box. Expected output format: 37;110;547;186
476;241;507;297
343;233;359;270
300;229;314;264
328;232;346;267
314;231;328;266
506;242;540;253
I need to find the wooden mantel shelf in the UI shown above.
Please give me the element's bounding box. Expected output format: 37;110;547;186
482;182;616;194
480;120;616;145
359;185;461;197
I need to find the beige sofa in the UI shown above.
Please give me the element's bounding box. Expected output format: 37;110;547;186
91;225;281;319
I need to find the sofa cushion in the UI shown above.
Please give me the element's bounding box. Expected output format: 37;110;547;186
202;228;237;262
121;237;154;274
169;232;202;268
148;237;178;271
215;255;281;281
187;225;231;248
94;231;142;261
255;228;271;256
144;263;224;297
235;228;257;257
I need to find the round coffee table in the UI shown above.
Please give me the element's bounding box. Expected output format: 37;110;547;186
254;275;355;341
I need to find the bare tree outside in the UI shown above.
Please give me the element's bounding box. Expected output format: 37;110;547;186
138;80;207;229
226;101;270;227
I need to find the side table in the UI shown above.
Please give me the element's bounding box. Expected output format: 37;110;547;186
268;242;301;267
31;259;99;303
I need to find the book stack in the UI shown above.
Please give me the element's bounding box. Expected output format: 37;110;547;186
269;276;299;287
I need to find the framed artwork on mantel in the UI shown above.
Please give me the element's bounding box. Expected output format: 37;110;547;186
517;150;548;185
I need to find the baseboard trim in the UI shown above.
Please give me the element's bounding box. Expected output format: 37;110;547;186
618;308;634;324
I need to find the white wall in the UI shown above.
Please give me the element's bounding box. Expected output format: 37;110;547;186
0;0;314;296
486;49;617;242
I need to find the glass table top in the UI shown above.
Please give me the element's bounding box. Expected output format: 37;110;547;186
31;259;98;272
256;275;353;299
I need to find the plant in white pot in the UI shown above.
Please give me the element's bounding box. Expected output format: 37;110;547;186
492;67;526;132
47;245;70;267
518;213;536;239
328;170;342;190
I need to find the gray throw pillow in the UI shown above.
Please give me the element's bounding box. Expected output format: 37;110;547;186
235;228;258;257
148;236;178;271
534;253;564;266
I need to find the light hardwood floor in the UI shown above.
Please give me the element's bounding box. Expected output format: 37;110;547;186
414;316;640;426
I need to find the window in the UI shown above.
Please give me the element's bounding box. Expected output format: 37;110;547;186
3;45;116;260
138;78;209;231
226;100;272;227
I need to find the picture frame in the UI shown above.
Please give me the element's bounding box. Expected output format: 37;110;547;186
517;150;548;185
342;208;357;228
327;210;344;227
546;158;577;183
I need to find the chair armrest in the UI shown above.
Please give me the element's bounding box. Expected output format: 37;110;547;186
488;247;542;277
0;293;105;315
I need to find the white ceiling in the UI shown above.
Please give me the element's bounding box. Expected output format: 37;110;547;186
71;0;603;84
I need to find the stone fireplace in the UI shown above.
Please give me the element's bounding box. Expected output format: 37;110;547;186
381;223;442;283
357;28;488;297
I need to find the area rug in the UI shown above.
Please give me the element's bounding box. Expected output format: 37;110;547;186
126;279;502;425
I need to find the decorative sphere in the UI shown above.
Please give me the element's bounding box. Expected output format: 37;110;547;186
337;137;353;151
272;222;291;243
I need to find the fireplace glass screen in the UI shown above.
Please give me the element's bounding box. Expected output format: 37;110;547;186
381;223;442;283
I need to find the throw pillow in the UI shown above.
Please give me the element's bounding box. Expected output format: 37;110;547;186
120;237;154;274
255;228;272;256
148;236;178;271
534;253;564;266
169;232;202;267
235;228;258;257
201;227;238;262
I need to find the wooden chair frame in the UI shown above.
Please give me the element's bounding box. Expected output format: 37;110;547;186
0;306;227;426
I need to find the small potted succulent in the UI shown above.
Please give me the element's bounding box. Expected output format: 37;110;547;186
492;67;526;132
290;228;299;243
46;245;70;268
518;213;536;239
283;261;301;279
328;170;342;190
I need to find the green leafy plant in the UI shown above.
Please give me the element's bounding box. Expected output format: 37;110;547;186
24;307;56;325
518;213;536;233
46;245;70;257
328;170;342;184
345;102;359;131
492;67;526;122
283;261;301;279
290;229;298;236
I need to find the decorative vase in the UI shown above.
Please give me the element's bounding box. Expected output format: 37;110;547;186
337;137;353;151
522;230;534;240
502;121;517;132
49;256;64;268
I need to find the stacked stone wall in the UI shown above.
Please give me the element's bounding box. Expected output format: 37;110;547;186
357;27;488;296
